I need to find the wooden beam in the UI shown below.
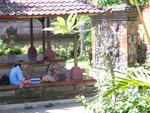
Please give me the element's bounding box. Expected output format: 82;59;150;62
30;18;33;47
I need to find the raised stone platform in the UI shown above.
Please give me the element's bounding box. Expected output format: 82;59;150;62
0;79;96;104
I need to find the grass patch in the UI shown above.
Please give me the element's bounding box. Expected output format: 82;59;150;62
66;58;91;73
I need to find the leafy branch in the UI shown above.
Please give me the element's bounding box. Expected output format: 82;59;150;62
44;13;84;35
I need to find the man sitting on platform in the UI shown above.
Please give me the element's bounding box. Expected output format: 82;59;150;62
9;60;30;88
42;57;58;82
42;57;67;82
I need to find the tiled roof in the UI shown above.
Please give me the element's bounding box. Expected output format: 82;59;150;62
0;0;106;18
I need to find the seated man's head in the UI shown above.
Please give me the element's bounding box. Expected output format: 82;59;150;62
14;60;24;68
43;57;50;65
14;60;27;69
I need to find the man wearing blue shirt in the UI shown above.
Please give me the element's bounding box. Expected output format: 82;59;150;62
9;65;25;85
9;60;27;88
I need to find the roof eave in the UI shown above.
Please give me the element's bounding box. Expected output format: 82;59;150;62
0;11;108;19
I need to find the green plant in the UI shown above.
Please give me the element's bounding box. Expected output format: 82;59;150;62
67;46;74;58
58;48;67;58
44;13;84;34
7;46;22;55
37;46;43;54
53;43;74;59
0;50;5;56
85;33;92;50
77;67;150;113
78;55;89;61
0;39;7;56
96;0;147;6
21;46;29;54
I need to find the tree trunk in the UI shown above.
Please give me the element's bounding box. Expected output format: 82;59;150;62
80;22;87;56
134;0;150;44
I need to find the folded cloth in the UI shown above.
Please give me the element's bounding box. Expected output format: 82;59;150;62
30;77;41;83
42;74;56;82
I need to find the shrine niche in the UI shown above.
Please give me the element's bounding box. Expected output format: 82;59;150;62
137;40;147;64
128;34;138;65
136;25;147;65
5;26;18;46
128;34;147;65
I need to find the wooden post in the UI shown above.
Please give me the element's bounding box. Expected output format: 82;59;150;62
73;34;78;67
47;18;50;48
30;18;33;47
41;18;46;54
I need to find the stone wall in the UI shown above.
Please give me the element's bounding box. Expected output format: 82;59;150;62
91;5;139;67
0;81;96;104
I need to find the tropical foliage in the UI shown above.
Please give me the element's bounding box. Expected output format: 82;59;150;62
96;0;150;44
5;46;22;55
44;13;83;35
95;0;148;6
0;39;7;55
0;39;28;55
77;67;150;113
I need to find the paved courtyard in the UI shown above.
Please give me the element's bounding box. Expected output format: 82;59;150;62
0;101;86;113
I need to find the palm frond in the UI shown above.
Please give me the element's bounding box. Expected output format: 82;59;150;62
103;75;149;97
56;17;66;25
43;13;79;35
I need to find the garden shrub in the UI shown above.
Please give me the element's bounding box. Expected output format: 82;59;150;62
21;46;28;54
6;46;22;55
53;43;75;59
0;50;5;56
59;48;67;58
0;39;7;56
67;46;74;58
78;55;88;61
37;46;43;53
77;67;150;113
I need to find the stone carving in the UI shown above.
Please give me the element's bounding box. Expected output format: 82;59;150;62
94;19;120;69
90;20;128;83
137;41;147;64
137;25;147;64
128;34;138;64
5;26;18;46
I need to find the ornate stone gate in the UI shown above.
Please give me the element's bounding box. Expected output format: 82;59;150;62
91;5;142;69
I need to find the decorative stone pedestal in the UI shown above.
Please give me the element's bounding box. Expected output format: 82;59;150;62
70;66;83;80
27;46;37;61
